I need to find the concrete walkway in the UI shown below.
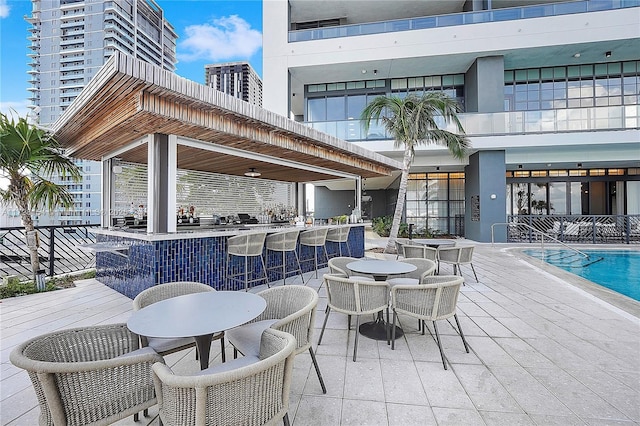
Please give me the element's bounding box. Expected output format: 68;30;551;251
2;239;639;425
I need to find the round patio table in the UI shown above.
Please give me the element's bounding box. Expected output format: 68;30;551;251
411;239;456;248
127;291;266;370
347;260;416;341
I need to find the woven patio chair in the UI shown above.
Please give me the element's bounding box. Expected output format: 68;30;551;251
387;258;437;287
133;281;226;362
226;285;326;393
437;246;477;282
10;323;164;426
403;244;439;262
390;275;469;369
152;328;296;426
328;256;374;281
318;274;390;361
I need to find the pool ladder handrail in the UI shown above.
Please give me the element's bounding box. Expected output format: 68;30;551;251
491;222;590;259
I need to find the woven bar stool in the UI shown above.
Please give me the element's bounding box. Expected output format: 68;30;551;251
298;227;329;279
226;232;268;291
265;229;304;285
325;226;351;258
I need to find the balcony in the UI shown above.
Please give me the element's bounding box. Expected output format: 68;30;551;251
289;0;640;42
305;105;640;141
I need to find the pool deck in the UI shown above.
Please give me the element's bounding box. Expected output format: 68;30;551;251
2;238;639;425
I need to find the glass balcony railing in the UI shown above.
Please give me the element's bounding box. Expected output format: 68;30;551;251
289;0;640;42
305;105;640;141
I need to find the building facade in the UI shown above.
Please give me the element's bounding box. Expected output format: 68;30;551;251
23;0;177;226
262;0;640;241
205;61;263;107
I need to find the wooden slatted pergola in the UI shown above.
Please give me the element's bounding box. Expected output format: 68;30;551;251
50;52;401;232
51;52;400;183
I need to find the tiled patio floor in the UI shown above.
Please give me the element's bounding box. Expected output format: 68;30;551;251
2;241;639;425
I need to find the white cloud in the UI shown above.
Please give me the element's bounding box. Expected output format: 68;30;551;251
0;100;31;119
0;0;10;18
178;15;262;62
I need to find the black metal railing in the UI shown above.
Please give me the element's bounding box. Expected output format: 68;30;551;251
505;215;640;244
0;224;99;279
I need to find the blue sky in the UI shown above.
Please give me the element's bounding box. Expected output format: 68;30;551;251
0;0;263;118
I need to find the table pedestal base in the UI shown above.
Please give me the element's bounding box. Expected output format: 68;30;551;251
194;334;214;370
359;318;403;341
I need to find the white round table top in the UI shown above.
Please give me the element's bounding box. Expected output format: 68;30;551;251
127;291;266;339
412;239;456;248
347;259;417;277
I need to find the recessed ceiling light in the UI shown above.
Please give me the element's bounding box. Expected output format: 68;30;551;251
361;69;367;74
573;53;581;58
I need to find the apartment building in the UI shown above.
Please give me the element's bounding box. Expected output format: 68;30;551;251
263;0;640;241
24;0;177;225
205;61;263;106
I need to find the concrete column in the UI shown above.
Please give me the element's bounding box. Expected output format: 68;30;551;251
147;133;177;233
464;56;504;113
464;151;507;242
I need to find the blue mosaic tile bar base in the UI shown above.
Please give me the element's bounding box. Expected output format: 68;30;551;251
95;225;364;299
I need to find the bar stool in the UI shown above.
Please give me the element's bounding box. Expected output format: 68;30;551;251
298;228;329;279
265;229;304;285
325;226;351;258
225;232;268;291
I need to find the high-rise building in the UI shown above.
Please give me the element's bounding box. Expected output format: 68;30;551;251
263;0;640;241
205;62;263;107
24;0;178;225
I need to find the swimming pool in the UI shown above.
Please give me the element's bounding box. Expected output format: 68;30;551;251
523;249;640;301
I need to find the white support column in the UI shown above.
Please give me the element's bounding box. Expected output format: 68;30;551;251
101;158;113;228
147;134;177;233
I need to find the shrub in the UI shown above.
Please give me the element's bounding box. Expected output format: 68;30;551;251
0;270;96;299
371;216;410;237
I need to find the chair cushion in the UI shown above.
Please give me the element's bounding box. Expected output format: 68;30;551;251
350;275;375;281
147;336;195;354
226;319;278;357
115;346;159;359
387;277;419;287
195;354;261;375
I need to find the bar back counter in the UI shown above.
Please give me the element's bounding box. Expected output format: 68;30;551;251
92;224;365;298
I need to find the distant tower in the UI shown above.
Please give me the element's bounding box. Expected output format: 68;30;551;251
24;0;178;225
205;62;263;107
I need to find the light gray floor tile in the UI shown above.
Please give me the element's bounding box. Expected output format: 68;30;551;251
527;366;630;421
415;361;476;410
380;358;428;405
293;395;342;426
340;399;388;426
386;403;437;425
431;407;486;426
343;357;385;402
479;410;536;425
453;364;524;413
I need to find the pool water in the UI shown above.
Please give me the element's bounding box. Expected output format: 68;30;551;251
523;249;640;301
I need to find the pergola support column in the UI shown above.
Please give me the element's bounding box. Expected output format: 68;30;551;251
147;133;177;233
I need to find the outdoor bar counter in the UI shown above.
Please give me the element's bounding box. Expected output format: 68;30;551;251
92;224;365;298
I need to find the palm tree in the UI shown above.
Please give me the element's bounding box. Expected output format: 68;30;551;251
0;113;81;283
361;92;469;254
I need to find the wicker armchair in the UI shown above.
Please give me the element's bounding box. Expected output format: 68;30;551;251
133;281;226;361
152;328;296;426
403;244;438;262
387;258;437;287
318;274;390;361
10;323;164;426
328;256;374;281
226;285;326;393
437;246;478;282
390;275;469;369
